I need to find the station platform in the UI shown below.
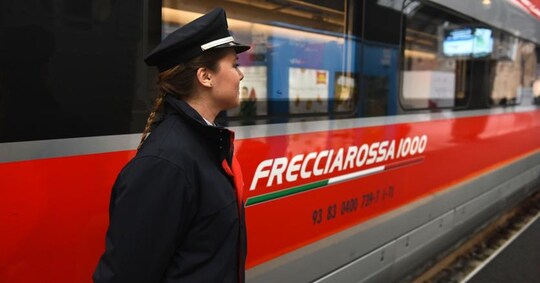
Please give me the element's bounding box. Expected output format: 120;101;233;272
466;214;540;283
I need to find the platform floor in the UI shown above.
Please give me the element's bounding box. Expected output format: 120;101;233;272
467;214;540;283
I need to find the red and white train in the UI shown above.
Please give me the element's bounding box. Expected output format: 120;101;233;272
2;0;540;282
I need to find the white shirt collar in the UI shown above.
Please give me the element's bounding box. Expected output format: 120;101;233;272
202;117;215;126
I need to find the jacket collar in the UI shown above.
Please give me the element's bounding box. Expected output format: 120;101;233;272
164;94;220;128
163;94;232;144
164;94;235;169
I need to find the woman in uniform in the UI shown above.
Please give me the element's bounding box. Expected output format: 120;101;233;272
93;8;249;283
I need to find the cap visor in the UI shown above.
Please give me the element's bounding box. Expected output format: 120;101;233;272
214;41;251;54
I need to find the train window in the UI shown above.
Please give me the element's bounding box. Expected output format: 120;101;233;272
489;36;538;107
161;0;354;125
401;2;540;110
357;1;402;117
0;0;158;143
400;2;475;110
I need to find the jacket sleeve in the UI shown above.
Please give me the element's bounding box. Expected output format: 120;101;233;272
93;156;195;283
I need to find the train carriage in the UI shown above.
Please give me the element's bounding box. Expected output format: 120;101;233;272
2;0;540;282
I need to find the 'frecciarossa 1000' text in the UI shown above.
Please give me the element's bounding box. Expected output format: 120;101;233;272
250;135;428;191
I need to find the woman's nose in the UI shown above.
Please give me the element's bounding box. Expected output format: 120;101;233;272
238;68;244;81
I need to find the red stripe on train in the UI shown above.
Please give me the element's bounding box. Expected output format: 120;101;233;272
1;110;540;281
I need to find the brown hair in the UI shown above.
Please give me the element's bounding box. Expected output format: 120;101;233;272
138;48;231;149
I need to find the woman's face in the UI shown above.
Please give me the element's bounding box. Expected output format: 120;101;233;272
209;49;244;110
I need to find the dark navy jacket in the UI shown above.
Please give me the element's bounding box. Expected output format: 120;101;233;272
93;95;246;283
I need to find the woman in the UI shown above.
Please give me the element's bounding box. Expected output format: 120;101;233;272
93;8;249;283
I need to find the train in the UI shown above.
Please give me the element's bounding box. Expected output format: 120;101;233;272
2;0;540;282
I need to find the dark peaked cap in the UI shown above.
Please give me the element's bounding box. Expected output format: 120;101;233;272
145;8;250;72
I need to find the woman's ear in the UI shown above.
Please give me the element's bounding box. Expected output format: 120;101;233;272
196;67;213;88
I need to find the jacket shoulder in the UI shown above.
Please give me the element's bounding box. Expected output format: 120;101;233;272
137;114;205;167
